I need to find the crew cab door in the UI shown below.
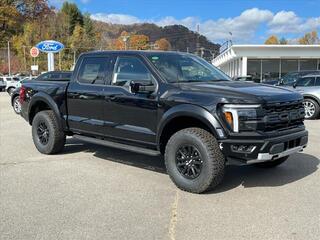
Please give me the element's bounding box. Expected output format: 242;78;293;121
67;56;111;136
102;55;159;146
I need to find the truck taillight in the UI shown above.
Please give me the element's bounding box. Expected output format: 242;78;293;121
19;86;26;103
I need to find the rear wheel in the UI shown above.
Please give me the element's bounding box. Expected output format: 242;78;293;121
164;128;225;193
12;96;21;114
303;98;320;119
32;110;65;154
254;156;289;168
7;87;15;96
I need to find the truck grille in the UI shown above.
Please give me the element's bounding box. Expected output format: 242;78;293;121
263;100;305;131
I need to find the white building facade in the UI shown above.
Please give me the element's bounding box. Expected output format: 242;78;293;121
212;45;320;82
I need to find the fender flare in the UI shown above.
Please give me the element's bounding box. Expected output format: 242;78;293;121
28;92;63;128
303;94;320;106
156;104;225;146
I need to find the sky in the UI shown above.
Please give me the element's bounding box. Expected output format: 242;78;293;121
49;0;320;44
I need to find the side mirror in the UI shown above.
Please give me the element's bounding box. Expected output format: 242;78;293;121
293;81;297;88
130;81;156;94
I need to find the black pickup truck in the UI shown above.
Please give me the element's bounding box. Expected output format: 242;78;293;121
19;51;308;193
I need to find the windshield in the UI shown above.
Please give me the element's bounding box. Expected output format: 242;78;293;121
281;72;299;85
146;53;230;83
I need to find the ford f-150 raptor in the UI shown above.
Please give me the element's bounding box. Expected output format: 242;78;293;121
19;51;308;193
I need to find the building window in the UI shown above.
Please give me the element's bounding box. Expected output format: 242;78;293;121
247;59;261;82
261;59;280;82
281;59;298;77
299;59;317;71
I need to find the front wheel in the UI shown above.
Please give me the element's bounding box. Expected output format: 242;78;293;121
32;110;65;154
165;128;225;194
303;99;320;119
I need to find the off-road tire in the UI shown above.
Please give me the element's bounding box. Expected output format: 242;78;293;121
32;110;65;154
164;127;225;193
254;156;289;168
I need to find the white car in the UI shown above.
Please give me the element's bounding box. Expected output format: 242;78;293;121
5;77;21;95
5;76;37;95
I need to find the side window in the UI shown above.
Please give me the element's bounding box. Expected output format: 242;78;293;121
112;56;154;86
296;77;315;87
78;57;108;85
60;73;72;81
41;73;49;80
49;73;60;80
315;77;320;86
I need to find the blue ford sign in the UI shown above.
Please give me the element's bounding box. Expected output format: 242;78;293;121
36;40;64;53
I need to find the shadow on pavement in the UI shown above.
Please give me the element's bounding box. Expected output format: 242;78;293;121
63;138;319;192
63;138;166;174
210;153;319;194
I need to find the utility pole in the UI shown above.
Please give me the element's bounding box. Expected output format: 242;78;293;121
7;41;11;76
73;50;76;66
23;45;27;72
196;24;200;56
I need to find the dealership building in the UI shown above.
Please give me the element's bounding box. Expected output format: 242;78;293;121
212;45;320;82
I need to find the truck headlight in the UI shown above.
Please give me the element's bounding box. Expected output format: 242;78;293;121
222;104;261;132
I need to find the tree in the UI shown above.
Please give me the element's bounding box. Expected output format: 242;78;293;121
0;1;21;46
130;34;149;50
299;31;319;45
265;35;279;44
83;13;94;37
279;37;288;45
154;38;171;50
60;2;83;35
15;0;50;20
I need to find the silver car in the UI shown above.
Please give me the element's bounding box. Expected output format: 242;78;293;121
284;75;320;119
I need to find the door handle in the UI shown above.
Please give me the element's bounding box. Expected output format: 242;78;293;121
79;95;89;99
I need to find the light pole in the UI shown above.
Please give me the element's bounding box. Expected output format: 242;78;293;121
7;41;11;76
121;35;130;50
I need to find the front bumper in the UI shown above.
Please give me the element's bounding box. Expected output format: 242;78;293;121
219;130;308;165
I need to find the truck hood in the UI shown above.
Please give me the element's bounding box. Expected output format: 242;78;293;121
177;81;303;103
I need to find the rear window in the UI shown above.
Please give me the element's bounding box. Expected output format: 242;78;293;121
78;57;108;85
38;72;71;81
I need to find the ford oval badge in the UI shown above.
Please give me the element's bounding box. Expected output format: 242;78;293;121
36;40;64;53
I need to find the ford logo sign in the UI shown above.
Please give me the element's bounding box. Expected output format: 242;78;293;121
36;40;64;53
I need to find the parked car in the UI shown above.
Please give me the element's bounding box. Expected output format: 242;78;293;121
5;77;23;95
281;74;320;119
278;70;320;86
0;77;6;91
11;87;21;114
19;51;308;194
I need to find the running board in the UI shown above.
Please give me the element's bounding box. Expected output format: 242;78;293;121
73;135;161;156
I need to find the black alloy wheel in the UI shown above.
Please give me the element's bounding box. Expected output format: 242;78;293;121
176;145;203;179
37;121;50;145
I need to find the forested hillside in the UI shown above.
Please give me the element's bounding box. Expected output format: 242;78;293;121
0;0;219;73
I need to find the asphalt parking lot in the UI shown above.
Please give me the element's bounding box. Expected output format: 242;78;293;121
0;92;319;240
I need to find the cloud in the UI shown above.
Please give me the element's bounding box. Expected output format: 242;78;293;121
91;8;273;42
91;13;141;25
200;8;273;42
91;8;320;43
